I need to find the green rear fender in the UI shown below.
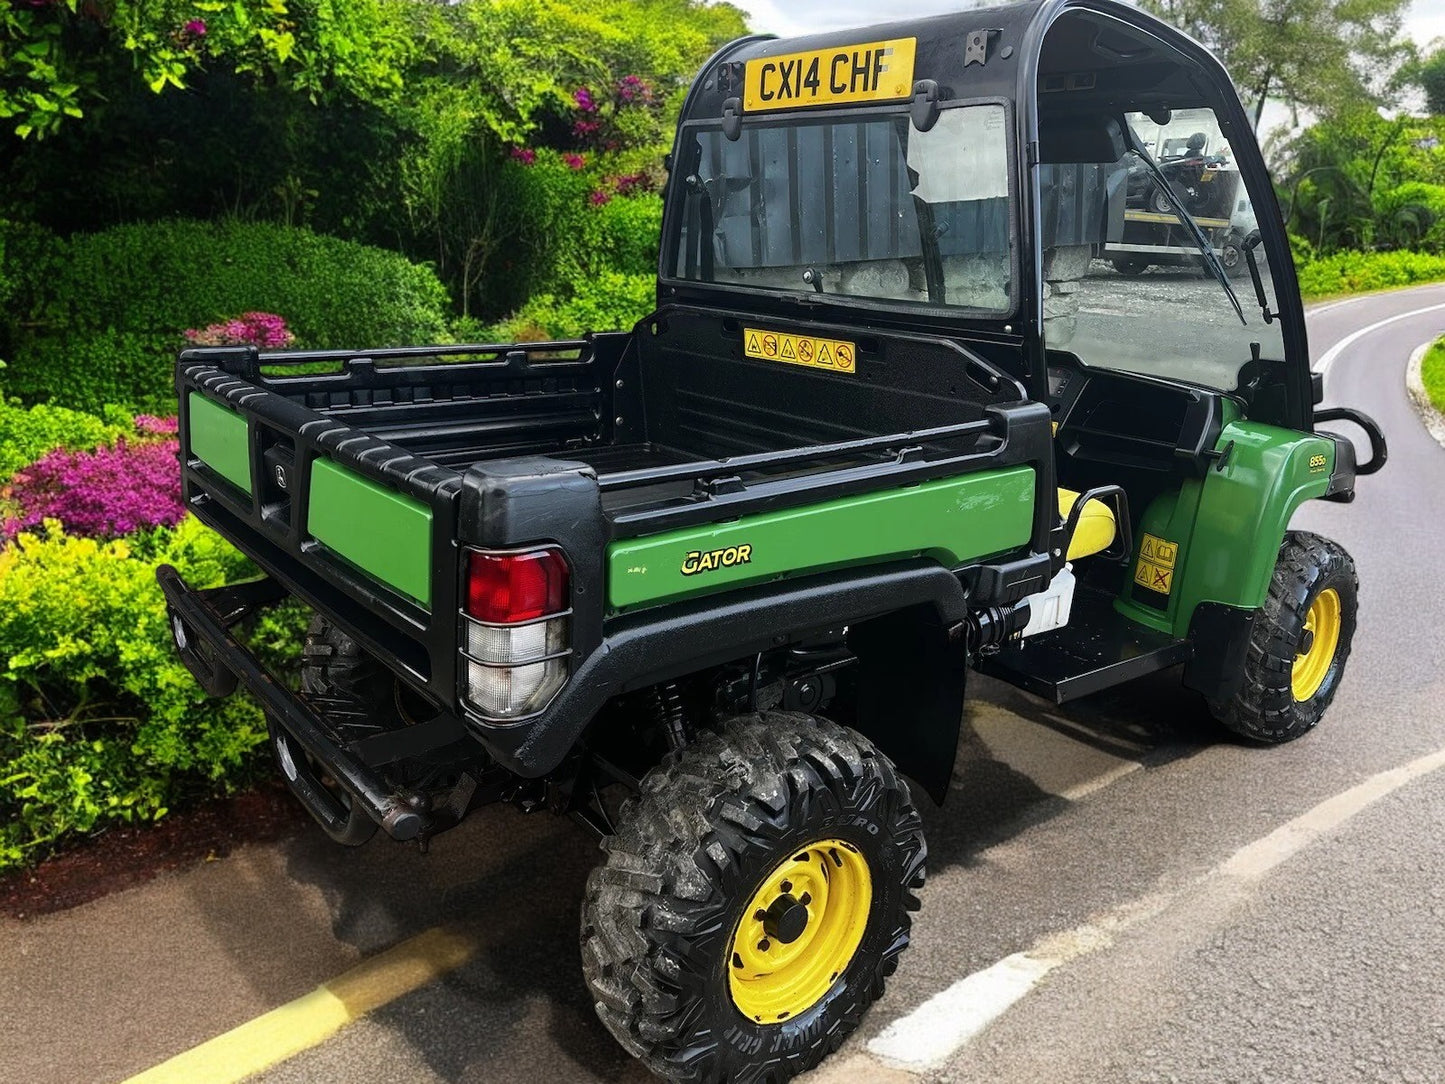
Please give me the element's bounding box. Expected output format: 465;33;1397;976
605;466;1037;613
1117;420;1335;637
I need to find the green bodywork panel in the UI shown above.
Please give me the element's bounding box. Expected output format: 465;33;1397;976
607;466;1036;611
308;458;433;607
1115;420;1335;637
187;392;252;494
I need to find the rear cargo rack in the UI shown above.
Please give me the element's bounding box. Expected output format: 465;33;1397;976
199;339;596;383
596;417;994;492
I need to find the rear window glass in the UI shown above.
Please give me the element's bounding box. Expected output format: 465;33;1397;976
666;104;1014;315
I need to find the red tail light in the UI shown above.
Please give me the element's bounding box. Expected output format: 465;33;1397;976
465;549;569;624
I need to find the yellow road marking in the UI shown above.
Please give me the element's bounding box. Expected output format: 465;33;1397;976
121;925;476;1084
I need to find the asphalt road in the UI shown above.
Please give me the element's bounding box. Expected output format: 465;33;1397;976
2;283;1443;1084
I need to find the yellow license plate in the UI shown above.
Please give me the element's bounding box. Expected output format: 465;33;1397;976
744;38;916;112
744;328;857;374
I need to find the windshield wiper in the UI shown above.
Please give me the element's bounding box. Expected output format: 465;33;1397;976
1124;126;1245;326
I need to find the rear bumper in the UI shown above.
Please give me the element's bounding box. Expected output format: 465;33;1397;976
156;564;430;841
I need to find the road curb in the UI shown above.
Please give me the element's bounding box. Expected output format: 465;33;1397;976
1405;339;1445;451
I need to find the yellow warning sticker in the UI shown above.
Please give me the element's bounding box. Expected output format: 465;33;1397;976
743;327;857;374
1133;533;1179;596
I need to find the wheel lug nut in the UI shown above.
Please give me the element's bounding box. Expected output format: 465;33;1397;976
758;939;771;951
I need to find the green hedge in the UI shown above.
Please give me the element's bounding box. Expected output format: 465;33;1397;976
480;270;656;342
0;518;302;871
490;158;661;311
1296;249;1445;299
1422;340;1445;414
3;220;454;413
0;399;134;479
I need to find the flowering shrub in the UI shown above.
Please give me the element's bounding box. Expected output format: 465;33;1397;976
569;74;662;154
135;414;179;436
616;74;653;105
184;311;294;349
0;399;133;479
4;437;184;539
0;518;302;871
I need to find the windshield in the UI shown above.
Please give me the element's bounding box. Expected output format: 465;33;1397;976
1040;107;1285;393
666;104;1014;314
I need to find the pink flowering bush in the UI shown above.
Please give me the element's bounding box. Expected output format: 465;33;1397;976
4;438;184;540
134;414;180;436
184;311;294;349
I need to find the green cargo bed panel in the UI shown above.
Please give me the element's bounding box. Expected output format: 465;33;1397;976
187;392;252;494
308;458;433;607
607;466;1036;610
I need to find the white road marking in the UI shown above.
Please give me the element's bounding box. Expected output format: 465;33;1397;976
868;953;1060;1067
1313;300;1445;376
864;742;1445;1074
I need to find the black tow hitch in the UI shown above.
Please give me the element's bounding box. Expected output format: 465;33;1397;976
155;565;431;842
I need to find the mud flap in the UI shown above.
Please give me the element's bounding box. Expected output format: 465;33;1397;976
841;603;965;804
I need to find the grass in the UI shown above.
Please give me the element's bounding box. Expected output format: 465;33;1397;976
1422;339;1445;414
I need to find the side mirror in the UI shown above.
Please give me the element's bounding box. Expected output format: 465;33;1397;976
1311;371;1325;405
721;98;742;142
911;80;941;132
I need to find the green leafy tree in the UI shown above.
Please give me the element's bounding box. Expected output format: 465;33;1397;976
1140;0;1413;126
1280;109;1445;252
0;0;414;139
1407;47;1445;116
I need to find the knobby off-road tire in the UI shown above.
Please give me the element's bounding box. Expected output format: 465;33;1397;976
581;713;926;1084
287;614;401;846
1211;531;1358;743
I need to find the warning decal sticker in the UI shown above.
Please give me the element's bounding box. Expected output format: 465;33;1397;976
743;327;857;374
1133;533;1179;596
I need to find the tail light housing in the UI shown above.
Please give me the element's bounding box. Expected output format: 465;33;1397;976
460;547;571;721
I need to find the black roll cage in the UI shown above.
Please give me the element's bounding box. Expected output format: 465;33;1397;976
661;0;1314;432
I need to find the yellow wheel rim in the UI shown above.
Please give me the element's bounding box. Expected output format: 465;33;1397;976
1292;587;1342;702
727;839;872;1024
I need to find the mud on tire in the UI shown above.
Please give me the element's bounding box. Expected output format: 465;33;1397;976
580;712;926;1083
1211;531;1358;743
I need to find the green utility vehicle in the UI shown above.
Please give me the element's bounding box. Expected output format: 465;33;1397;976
161;2;1386;1079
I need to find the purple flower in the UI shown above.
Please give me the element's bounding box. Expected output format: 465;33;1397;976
573;87;596;113
135;414;180;436
589;189;613;207
613;171;649;195
509;146;537;166
617;75;652;103
572;119;601;139
183;18;206;37
4;439;185;540
184;312;294;349
563;153;586;170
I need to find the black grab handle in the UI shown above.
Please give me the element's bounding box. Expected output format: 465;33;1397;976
1315;406;1388;476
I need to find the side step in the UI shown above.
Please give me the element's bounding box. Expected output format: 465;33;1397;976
980;587;1192;704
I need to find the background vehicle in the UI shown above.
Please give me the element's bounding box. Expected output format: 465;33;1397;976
1109;107;1255;276
160;2;1386;1080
